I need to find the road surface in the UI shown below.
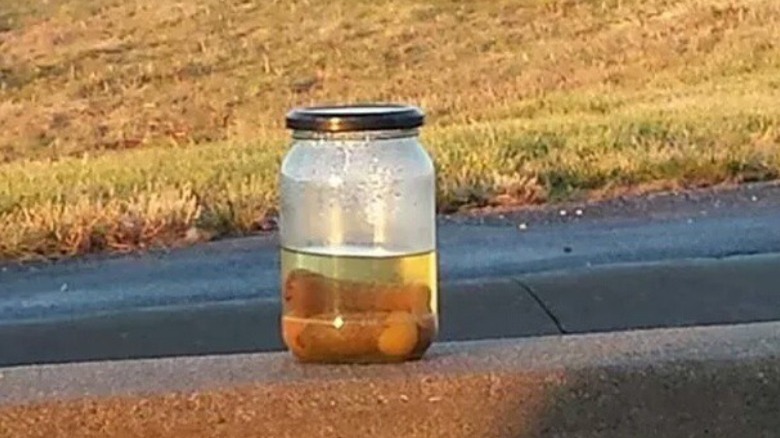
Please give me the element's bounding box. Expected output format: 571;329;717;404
2;182;780;323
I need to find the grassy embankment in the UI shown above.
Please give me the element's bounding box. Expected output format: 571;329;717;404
1;0;779;260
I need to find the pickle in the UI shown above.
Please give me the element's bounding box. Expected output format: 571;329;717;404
375;282;431;314
283;269;329;317
281;317;307;357
411;315;437;358
285;269;431;314
292;313;385;362
281;252;437;363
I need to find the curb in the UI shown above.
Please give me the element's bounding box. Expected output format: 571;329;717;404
515;252;780;334
0;278;556;367
1;321;778;437
2;253;780;367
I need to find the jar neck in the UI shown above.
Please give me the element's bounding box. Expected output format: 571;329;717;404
291;129;419;141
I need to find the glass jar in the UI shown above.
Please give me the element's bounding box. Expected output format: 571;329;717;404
279;104;437;364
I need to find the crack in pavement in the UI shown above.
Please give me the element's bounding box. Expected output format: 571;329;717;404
512;278;567;335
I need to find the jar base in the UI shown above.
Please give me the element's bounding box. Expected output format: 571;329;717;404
291;352;428;365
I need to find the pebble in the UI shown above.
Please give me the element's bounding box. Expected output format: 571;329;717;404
751;195;759;202
257;217;278;232
559;210;568;217
575;209;583;216
184;227;201;243
60;283;68;292
518;223;528;230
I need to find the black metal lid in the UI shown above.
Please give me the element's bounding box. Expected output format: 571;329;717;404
285;104;425;132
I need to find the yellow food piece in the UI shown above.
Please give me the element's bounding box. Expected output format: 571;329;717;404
378;312;419;357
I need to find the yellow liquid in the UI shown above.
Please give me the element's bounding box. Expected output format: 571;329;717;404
280;247;438;363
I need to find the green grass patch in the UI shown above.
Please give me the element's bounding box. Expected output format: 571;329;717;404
1;0;779;259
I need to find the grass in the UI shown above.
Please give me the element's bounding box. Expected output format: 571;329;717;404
1;0;779;260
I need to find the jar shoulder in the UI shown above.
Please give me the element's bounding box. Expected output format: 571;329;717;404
281;138;433;180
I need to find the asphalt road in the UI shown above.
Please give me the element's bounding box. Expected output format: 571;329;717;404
2;182;780;324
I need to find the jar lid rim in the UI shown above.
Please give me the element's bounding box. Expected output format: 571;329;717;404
285;104;425;133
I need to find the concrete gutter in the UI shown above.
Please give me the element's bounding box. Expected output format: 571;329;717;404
1;321;778;437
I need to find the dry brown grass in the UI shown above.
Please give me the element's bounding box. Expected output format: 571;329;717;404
1;0;779;260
